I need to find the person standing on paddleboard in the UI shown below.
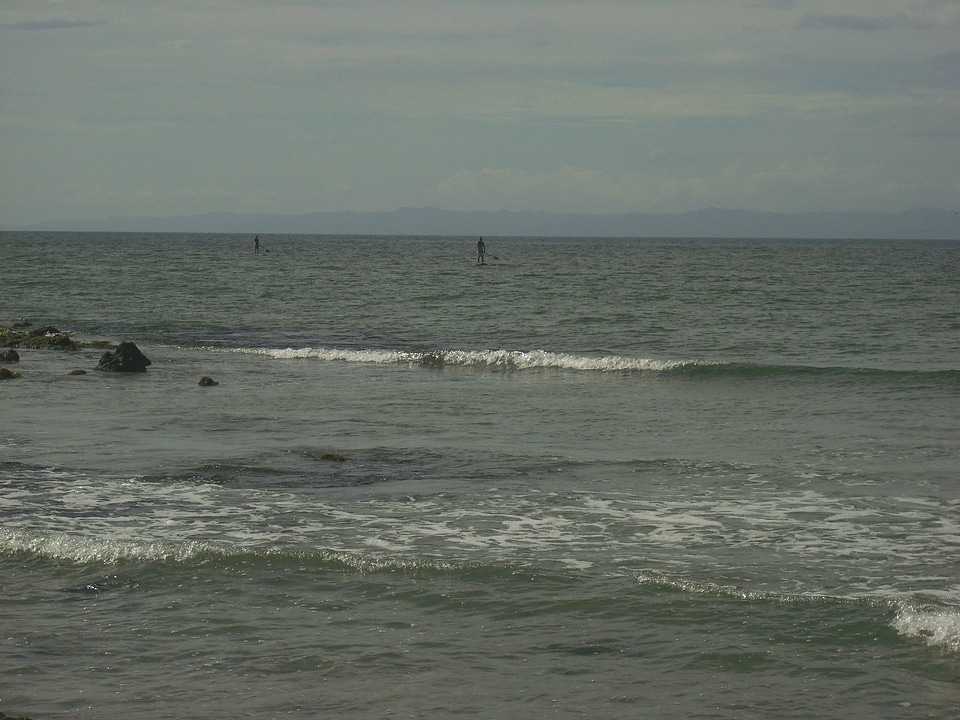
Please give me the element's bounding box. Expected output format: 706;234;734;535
253;235;260;256
477;237;486;264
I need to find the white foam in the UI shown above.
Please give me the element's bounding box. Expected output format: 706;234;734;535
5;470;958;616
0;526;217;564
893;605;960;654
231;345;702;373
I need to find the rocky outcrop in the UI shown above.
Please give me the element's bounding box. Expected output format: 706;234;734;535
2;321;153;375
96;342;152;372
0;323;81;351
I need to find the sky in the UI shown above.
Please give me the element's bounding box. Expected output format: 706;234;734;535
1;0;958;227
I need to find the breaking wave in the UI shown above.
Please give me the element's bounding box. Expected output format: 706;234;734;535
893;605;960;655
226;346;960;382
232;346;712;373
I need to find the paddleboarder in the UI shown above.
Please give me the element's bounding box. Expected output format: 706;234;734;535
477;237;486;264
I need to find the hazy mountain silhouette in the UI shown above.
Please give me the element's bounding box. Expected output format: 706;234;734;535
18;207;959;239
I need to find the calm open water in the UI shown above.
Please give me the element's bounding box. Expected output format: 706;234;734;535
2;232;959;718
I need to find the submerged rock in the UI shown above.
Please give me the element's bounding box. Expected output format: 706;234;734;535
0;367;20;380
303;449;350;462
318;452;348;462
198;376;219;386
96;342;152;372
69;368;88;376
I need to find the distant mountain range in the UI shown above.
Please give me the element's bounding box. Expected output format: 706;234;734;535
16;206;959;239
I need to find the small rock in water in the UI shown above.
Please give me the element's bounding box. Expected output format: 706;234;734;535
198;376;219;386
319;452;348;462
96;342;152;372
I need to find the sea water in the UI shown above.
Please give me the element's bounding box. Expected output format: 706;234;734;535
1;232;959;719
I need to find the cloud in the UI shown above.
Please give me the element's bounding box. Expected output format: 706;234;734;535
746;0;798;9
1;0;957;224
797;13;933;31
4;19;104;31
432;156;929;215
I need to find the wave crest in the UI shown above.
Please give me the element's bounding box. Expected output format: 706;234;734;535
0;527;219;565
228;346;960;382
894;605;960;654
236;346;702;373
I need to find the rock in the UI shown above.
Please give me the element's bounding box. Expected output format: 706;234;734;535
30;325;61;336
0;348;19;362
0;323;80;351
69;369;88;375
1;323;117;353
0;367;19;380
96;342;152;372
198;376;219;386
319;452;348;462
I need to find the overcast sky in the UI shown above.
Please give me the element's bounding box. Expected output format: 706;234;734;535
2;0;958;226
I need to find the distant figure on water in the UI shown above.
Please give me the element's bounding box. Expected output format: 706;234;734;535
477;237;486;264
253;235;260;255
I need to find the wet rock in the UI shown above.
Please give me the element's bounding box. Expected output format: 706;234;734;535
69;368;88;376
304;449;350;462
319;452;348;462
0;367;19;380
31;324;61;336
0;348;19;362
96;342;152;372
198;376;219;386
0;324;80;351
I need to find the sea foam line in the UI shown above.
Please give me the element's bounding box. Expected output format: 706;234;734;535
231;346;704;373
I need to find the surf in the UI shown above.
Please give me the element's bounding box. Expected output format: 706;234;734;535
230;345;714;373
225;345;960;385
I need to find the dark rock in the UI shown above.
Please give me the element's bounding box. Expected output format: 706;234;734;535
0;367;19;380
0;348;19;362
0;323;80;351
30;325;61;336
35;333;81;350
319;452;348;462
69;368;88;375
96;342;152;372
198;376;219;386
0;326;82;350
1;323;115;352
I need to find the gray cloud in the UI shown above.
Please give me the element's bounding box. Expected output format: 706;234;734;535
5;19;105;31
1;1;957;224
797;13;932;31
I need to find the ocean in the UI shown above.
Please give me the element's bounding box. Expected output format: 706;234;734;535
1;232;958;719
